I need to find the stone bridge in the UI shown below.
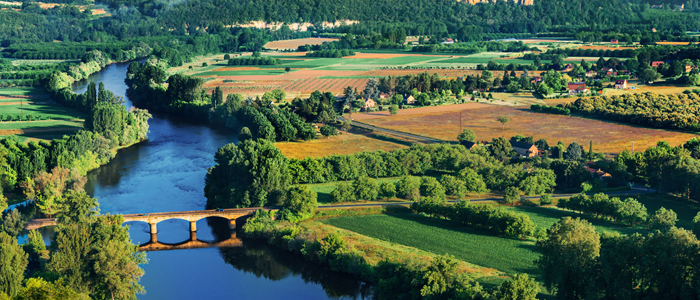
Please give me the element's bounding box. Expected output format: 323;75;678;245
26;207;262;233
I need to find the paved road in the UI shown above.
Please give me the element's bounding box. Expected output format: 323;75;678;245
337;115;450;144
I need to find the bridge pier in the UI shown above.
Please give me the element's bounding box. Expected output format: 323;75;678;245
150;223;157;234
189;221;197;232
229;219;236;230
189;230;197;241
150;232;158;243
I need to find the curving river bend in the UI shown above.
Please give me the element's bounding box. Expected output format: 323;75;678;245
71;62;372;299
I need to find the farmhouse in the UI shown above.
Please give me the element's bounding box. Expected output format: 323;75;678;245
585;70;597;78
364;99;376;108
586;167;612;180
561;64;574;72
611;39;619;44
651;61;664;67
686;65;695;73
614;79;628;89
600;68;615;76
510;140;539;157
460;141;478;150
441;38;455;44
567;82;586;92
530;76;543;84
405;95;417;105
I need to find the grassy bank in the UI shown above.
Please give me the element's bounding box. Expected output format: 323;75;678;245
321;213;541;280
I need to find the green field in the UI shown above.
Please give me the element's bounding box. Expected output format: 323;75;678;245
0;103;86;120
362;56;446;65
429;57;540;65
321;213;542;279
0;87;46;96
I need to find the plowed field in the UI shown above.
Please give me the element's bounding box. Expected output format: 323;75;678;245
361;105;696;154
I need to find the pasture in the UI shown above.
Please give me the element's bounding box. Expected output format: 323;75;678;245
264;37;339;50
359;104;696;154
0;101;85;141
321;213;542;279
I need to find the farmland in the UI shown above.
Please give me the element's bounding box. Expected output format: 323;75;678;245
0;89;85;141
264;37;339;50
321;213;542;279
359;104;697;153
274;131;408;159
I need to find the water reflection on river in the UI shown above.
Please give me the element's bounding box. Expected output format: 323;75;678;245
69;62;372;299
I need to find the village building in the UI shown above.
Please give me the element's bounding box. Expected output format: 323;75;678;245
585;70;597;78
567;82;586;91
364;99;376;108
404;95;417;105
600;68;615;76
686;65;695;73
651;61;664;68
610;39;619;44
530;76;543;84
460;141;478;150
561;63;574;72
510;140;539;157
615;79;628;89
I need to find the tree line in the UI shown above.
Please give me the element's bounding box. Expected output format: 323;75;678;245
305;49;356;58
538;217;700;300
227;56;282;65
571;91;700;131
412;199;535;238
0;167;146;299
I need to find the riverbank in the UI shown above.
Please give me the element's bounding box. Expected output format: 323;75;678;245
242;207;506;298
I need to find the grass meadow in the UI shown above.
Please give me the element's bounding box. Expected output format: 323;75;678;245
0;87;46;96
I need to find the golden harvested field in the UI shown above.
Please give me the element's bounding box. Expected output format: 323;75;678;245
656;42;691;45
361;105;697;154
352;103;491;121
275;133;407;159
264;37;339;50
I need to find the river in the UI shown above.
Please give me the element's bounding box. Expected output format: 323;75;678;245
70;61;372;299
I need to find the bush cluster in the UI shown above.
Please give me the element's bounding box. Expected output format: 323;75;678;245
411;199;535;237
531;103;570;115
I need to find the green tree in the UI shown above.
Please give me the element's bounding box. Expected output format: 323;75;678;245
238;127;252;142
282;185;318;218
204;139;289;208
420;177;446;200
14;278;85;300
2;209;26;237
588;140;593;161
330;182;356;202
536;217;600;300
320;125;337;138
49;215;146;299
56;190;99;224
490;137;515;162
458;168;489;195
639;68;661;84
566;142;583;161
439;175;466;196
285;66;291;73
0;231;28;297
503;186;521;204
494;274;540;300
457;129;476;142
616;198;648;225
540;194;552;205
353;176;379;201
497;115;510;130
693;212;700;234
396;175;421;201
379;182;396;200
389;105;399;115
649;207;677;230
420;254;460;298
